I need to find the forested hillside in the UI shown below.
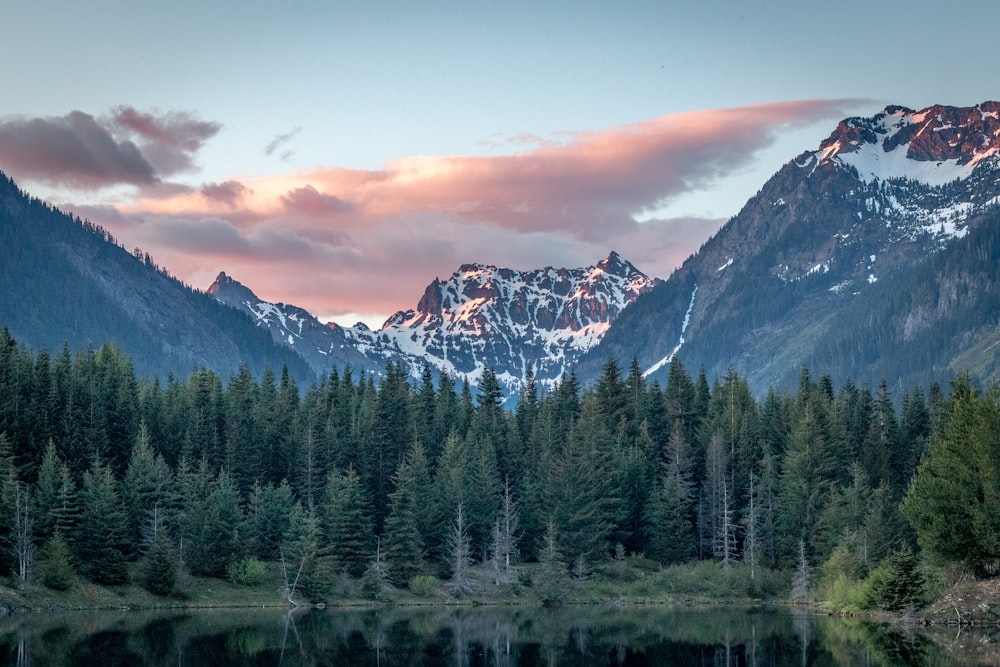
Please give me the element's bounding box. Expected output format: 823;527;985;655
0;173;314;384
0;328;995;604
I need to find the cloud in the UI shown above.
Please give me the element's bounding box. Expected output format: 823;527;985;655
201;180;251;207
0;108;220;190
110;106;221;176
0;111;155;188
69;100;861;324
264;126;302;161
281;185;352;217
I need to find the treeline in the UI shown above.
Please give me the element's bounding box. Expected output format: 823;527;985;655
0;326;996;600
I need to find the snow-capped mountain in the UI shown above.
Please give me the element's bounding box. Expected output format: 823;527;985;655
208;252;659;394
207;272;379;376
587;102;1000;394
345;251;658;391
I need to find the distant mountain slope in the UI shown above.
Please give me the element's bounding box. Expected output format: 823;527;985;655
0;172;314;383
210;252;659;394
584;102;1000;393
207;271;381;375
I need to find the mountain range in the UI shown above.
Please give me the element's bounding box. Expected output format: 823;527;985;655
2;101;998;397
208;251;659;395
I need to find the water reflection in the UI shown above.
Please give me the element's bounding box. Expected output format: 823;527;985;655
0;604;989;666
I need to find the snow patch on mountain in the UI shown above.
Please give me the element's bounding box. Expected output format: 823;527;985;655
644;284;697;378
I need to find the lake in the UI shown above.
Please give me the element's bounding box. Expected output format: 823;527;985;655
0;604;990;666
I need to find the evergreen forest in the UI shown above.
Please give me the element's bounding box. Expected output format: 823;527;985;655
0;326;997;607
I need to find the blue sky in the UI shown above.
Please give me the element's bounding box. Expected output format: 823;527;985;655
2;1;997;326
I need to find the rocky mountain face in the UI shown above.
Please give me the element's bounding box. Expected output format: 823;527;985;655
209;252;659;394
585;102;1000;394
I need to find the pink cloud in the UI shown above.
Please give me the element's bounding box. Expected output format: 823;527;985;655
70;100;859;324
201;180;251;207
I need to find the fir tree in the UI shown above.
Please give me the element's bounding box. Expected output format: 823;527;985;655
323;466;374;577
77;458;129;585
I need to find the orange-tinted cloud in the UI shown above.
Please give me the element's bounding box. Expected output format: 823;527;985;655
71;100;858;325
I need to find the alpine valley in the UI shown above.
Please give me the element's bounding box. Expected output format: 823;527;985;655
2;101;999;397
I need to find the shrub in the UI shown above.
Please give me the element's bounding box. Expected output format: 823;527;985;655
409;574;438;597
227;557;266;586
860;547;926;611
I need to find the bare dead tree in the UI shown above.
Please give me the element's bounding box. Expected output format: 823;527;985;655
13;483;34;584
716;475;739;566
488;478;520;584
279;546;306;607
791;539;812;603
743;468;759;581
446;503;474;597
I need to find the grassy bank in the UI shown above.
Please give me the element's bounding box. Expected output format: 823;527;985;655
0;558;789;613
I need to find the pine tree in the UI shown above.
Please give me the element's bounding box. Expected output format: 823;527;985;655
243;479;295;561
902;376;1000;576
282;501;325;599
180;465;242;577
777;404;836;566
382;446;426;585
77;458;129;584
536;521;569;606
645;472;695;564
142;532;179;597
36;532;75;591
33;440;78;539
122;420;177;554
323;466;374;577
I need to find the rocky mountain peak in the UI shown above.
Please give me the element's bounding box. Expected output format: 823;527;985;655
802;102;1000;184
207;271;257;303
587;101;1000;396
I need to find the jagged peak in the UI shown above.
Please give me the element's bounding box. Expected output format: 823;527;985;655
206;270;259;301
797;101;1000;185
595;250;641;277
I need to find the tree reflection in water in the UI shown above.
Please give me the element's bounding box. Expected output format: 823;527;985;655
0;605;987;666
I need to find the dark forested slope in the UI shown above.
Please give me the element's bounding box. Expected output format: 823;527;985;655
0;172;312;383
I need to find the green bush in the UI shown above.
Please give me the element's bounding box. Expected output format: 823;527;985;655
860;547;926;611
628;553;661;573
817;543;867;612
409;574;438;597
227;557;266;586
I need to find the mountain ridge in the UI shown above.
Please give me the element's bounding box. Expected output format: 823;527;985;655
583;101;1000;394
208;251;659;394
0;173;315;384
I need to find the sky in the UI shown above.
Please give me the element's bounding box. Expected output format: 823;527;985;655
2;0;998;329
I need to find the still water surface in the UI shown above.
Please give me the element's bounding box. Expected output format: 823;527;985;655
0;605;988;666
